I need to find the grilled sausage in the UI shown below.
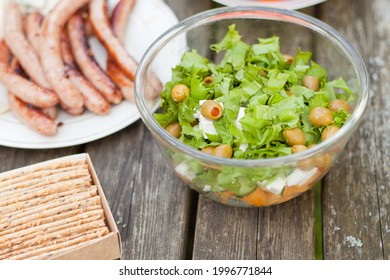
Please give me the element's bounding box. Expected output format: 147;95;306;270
7;94;58;136
89;0;162;95
4;2;50;88
40;0;90;113
111;0;135;42
67;13;122;104
23;12;44;58
5;53;58;136
61;33;110;115
0;41;59;109
106;61;134;102
0;40;10;66
9;57;58;120
107;0;135;102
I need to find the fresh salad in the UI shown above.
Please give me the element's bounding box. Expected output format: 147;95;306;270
155;25;354;160
154;25;355;206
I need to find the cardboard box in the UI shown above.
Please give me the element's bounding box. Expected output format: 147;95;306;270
0;153;122;260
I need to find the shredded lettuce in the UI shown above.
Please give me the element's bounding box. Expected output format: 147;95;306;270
155;24;354;159
155;25;355;196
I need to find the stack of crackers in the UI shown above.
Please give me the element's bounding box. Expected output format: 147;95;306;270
0;157;110;260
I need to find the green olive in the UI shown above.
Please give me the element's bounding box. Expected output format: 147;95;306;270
201;146;215;155
292;144;307;154
283;128;306;146
321;125;340;141
201;100;223;120
212;144;233;158
165;122;181;138
328;99;351;113
203;76;213;85
302;75;320;91
309;107;334;126
171;84;190;102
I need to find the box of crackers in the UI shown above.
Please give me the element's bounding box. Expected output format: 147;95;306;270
0;153;122;260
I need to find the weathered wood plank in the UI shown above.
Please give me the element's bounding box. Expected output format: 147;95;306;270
85;121;146;257
319;0;385;259
193;197;259;260
127;128;192;259
370;0;390;261
258;191;316;259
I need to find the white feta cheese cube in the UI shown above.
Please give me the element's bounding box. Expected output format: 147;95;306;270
265;177;286;194
239;143;248;152
175;162;196;180
199;115;218;139
234;107;246;131
286;168;318;187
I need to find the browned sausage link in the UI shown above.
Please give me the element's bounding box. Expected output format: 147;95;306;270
106;0;136;102
107;58;134;102
0;42;59;109
0;71;59;109
67;13;122;104
23;12;44;58
9;57;58;119
60;34;110;115
89;0;136;78
23;12;59;118
111;0;136;43
0;41;10;65
7;94;58;136
89;0;162;96
40;0;89;112
89;0;162;98
4;3;50;89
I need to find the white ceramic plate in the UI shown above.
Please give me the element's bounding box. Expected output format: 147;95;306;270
0;0;184;149
212;0;326;10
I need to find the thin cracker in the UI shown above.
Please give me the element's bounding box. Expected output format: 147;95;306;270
0;176;92;207
0;217;106;252
0;205;102;237
0;169;91;199
1;186;98;222
0;209;104;242
1;185;94;215
0;164;89;191
0;158;87;183
0;196;101;231
1;227;109;260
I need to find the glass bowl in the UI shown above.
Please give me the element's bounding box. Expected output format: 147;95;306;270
134;6;369;207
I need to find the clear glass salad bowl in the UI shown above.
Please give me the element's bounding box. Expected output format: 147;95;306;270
134;6;369;207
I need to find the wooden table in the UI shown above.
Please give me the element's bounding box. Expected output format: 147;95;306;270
0;0;388;260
